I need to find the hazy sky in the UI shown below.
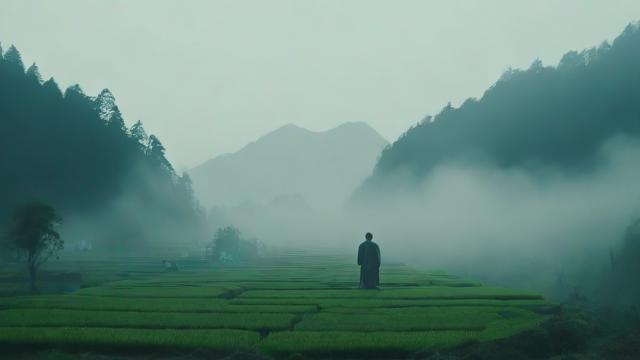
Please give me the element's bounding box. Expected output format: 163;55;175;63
2;1;639;169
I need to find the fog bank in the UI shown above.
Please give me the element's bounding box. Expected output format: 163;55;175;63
215;136;640;294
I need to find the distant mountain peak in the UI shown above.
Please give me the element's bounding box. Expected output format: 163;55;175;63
256;123;313;142
279;123;306;130
326;121;386;136
331;121;374;130
272;123;310;134
259;122;387;142
190;122;388;209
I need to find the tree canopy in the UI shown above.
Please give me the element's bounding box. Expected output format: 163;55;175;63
208;226;259;265
6;202;63;292
355;23;640;199
0;45;205;249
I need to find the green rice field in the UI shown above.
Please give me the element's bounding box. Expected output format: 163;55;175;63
0;251;554;358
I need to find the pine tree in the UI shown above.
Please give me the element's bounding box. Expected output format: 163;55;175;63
0;42;4;60
107;105;126;132
147;135;174;174
65;84;84;98
95;88;116;122
178;171;201;212
4;45;24;71
179;172;195;200
26;63;43;84
42;78;62;98
0;46;207;249
63;84;90;108
95;88;125;132
130;120;148;145
529;58;544;73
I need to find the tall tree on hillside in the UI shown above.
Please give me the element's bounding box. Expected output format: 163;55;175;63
179;172;194;197
64;84;85;99
7;203;63;293
4;45;24;71
96;88;126;132
147;135;174;174
107;105;126;132
130;120;149;146
177;172;199;210
25;63;42;84
356;22;640;201
96;88;116;121
42;78;62;98
0;44;206;249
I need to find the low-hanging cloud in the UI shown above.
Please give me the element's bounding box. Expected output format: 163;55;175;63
350;136;640;291
218;136;640;295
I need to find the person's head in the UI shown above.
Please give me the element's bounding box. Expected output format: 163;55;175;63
365;232;373;241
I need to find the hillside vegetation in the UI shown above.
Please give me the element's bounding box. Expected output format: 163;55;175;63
0;44;205;249
356;23;640;199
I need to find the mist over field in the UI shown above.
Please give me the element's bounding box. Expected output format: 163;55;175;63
3;2;640;358
215;136;640;296
3;19;639;301
205;24;640;299
352;138;640;285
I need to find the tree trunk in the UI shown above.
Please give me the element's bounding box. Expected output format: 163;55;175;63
28;262;37;294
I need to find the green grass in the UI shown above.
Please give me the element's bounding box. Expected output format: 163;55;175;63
239;287;542;300
259;330;477;356
231;297;550;308
295;314;487;332
75;285;239;298
0;309;296;331
0;295;317;313
0;327;260;351
294;307;534;332
105;279;350;290
0;251;552;357
318;298;552;310
261;309;545;356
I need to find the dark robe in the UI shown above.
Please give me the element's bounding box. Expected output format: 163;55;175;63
357;240;381;289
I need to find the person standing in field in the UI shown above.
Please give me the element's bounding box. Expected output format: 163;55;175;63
358;232;381;289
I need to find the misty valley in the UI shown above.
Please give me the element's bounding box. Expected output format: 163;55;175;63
2;5;640;360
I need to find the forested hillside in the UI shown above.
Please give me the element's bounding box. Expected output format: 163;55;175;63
0;44;205;249
355;23;640;199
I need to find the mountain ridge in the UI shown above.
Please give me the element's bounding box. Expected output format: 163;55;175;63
190;122;388;210
194;121;384;169
353;22;640;202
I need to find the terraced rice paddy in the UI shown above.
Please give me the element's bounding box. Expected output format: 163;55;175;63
0;251;554;358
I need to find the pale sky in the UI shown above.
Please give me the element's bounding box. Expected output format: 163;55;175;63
2;1;639;169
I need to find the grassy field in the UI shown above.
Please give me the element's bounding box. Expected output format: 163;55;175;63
0;250;553;358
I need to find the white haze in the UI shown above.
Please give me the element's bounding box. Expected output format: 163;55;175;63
219;136;640;292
